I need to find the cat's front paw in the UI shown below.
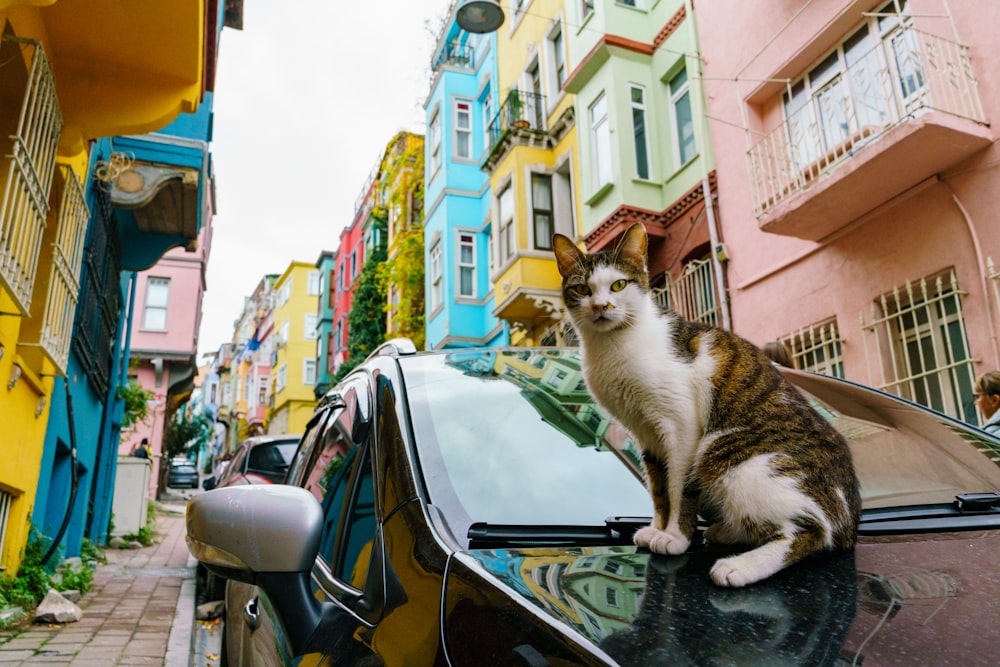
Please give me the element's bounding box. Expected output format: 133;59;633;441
634;526;690;555
710;551;781;588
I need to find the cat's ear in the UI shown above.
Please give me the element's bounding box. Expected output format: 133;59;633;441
553;234;585;278
615;223;648;270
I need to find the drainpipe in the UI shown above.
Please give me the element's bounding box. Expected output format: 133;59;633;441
685;0;732;331
41;379;80;566
942;181;1000;367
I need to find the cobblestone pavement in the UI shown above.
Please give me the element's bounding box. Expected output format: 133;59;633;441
0;500;196;666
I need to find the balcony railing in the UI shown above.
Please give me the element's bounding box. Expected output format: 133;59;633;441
748;26;986;218
487;89;546;150
433;41;475;70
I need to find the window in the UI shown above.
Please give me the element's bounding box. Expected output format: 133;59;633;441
430;242;443;310
257;377;269;405
305;313;319;340
783;0;916;170
581;0;594;20
458;233;476;298
487;223;495;272
482;90;493;151
781;321;844;378
142;277;170;330
531;174;554;250
429;110;441;173
280;320;290;345
308;270;321;295
590;94;612;190
669;67;696;167
654;256;718;326
341;257;352;290
455;100;472;160
498;185;515;261
303;359;317;386
276;363;287;391
630;84;651;180
552;27;566;92
861;270;976;424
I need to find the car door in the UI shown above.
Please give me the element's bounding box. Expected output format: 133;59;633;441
229;375;382;666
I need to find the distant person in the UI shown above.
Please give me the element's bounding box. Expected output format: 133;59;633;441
131;438;152;459
974;371;1000;435
763;340;793;368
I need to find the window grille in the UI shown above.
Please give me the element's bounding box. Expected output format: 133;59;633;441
860;269;977;423
540;320;578;347
0;38;62;314
653;257;719;327
72;187;120;398
23;165;89;374
780;320;844;377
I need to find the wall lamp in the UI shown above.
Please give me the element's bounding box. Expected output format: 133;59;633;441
456;0;506;33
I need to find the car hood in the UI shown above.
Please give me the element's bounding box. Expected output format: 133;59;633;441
452;530;1000;666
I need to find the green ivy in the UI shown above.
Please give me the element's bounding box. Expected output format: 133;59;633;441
117;380;155;431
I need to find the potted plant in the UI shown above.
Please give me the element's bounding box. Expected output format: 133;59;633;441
507;89;530;129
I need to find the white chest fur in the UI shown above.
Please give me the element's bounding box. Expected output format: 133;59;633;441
579;309;716;458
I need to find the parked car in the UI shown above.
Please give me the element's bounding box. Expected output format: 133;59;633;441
166;459;199;489
201;434;301;491
195;433;301;603
187;340;1000;666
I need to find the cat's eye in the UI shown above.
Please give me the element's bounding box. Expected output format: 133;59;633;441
610;279;629;292
569;284;591;297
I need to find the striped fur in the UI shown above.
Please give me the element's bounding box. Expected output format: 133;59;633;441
553;223;860;587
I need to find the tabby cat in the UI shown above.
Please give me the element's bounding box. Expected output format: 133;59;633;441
553;223;860;587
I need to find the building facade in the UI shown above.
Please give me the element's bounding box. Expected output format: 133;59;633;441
268;261;320;436
424;3;509;349
1;0;236;575
696;0;997;425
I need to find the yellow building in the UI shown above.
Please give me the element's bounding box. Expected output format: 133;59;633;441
0;1;214;575
485;0;581;346
268;261;320;435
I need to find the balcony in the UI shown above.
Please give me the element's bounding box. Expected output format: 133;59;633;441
484;89;548;169
433;41;475;71
748;27;990;241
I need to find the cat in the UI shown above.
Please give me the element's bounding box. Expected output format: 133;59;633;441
552;222;861;587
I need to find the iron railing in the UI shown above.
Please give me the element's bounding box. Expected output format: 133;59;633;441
652;257;719;327
487;89;546;150
748;26;986;216
433;41;475;70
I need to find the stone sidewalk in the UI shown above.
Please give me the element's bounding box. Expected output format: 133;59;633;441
0;501;198;666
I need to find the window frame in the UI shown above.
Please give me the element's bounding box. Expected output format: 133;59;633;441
629;83;652;180
430;241;443;310
530;173;554;251
141;277;170;331
454;98;473;160
590;93;612;191
457;231;476;299
669;67;697;168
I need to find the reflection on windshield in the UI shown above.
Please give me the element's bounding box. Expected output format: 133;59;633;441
404;350;652;538
468;546;857;664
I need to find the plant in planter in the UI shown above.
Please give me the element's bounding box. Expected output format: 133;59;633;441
507;89;530;129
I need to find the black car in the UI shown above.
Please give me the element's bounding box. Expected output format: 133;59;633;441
187;340;1000;666
166;458;199;489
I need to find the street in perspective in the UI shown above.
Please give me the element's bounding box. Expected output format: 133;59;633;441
4;0;1000;666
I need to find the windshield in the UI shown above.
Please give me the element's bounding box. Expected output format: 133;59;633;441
402;349;652;541
402;350;1000;544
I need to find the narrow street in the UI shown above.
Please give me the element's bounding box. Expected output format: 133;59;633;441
0;493;219;666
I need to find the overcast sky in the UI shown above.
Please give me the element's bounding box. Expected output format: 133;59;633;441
199;0;452;360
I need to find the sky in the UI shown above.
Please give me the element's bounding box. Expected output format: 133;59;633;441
199;0;452;361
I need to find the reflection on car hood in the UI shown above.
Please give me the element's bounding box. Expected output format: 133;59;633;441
456;530;1000;666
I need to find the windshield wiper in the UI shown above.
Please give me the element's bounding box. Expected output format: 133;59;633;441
860;492;1000;535
467;520;638;549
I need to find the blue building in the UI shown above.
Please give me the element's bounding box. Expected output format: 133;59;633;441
424;4;509;350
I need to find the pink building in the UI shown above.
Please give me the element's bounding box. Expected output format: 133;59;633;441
697;0;998;426
119;222;212;495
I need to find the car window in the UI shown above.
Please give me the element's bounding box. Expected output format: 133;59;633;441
336;448;376;588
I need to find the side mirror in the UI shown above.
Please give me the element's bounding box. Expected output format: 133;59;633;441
186;486;333;655
201;477;216;490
